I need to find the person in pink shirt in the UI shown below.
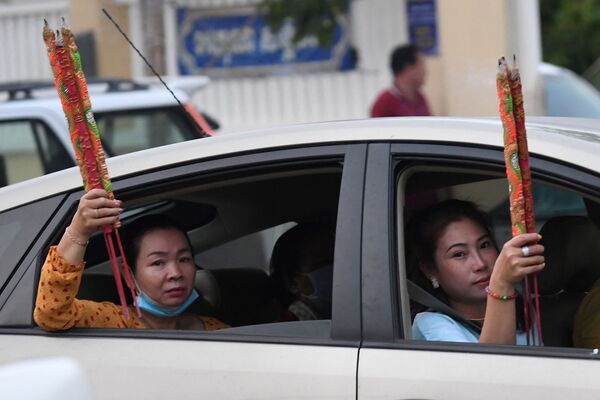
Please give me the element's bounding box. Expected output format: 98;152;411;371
370;44;431;117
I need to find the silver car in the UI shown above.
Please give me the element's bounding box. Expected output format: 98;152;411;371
0;117;599;399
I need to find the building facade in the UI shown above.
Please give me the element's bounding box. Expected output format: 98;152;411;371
0;0;543;132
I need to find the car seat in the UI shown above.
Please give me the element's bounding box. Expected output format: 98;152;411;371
203;268;273;326
537;215;600;347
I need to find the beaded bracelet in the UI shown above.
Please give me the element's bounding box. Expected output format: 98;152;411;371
485;286;517;301
65;226;89;247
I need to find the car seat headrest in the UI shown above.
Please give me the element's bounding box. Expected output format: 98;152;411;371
538;216;600;294
195;269;221;309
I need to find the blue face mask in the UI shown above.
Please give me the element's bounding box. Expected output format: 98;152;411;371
304;263;334;312
136;288;199;318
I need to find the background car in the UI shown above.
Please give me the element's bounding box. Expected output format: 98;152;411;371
0;77;218;187
0;117;600;399
583;56;600;90
540;62;600;118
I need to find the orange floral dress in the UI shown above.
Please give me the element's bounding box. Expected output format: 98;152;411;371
34;246;228;331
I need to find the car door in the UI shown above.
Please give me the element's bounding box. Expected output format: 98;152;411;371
357;143;600;400
0;144;365;399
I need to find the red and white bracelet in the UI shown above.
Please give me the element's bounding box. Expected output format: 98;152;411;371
485;286;517;301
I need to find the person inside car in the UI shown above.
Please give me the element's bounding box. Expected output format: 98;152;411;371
34;189;228;331
573;278;600;348
407;199;545;344
270;223;335;321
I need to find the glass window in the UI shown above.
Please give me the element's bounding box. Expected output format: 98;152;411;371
543;71;600;118
95;107;198;156
0;119;73;186
0;196;64;290
76;162;343;333
398;165;599;348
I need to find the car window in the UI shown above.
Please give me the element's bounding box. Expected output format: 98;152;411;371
63;159;344;336
0;119;73;186
543;72;600;118
0;196;65;292
95;107;199;156
397;164;599;348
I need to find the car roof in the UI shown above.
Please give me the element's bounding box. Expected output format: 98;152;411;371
0;86;190;113
1;116;599;212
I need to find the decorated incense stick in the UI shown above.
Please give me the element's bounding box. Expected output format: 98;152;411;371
509;58;535;235
43;20;140;319
497;58;526;236
496;56;543;345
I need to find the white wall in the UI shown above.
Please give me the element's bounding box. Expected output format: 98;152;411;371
0;1;68;83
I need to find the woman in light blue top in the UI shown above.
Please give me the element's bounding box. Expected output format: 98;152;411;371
408;200;545;345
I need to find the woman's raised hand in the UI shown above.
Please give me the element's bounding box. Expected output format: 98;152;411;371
490;233;545;293
68;189;123;242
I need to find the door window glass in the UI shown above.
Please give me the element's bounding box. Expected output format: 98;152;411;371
0;119;73;186
397;165;599;348
0;196;64;290
61;162;342;336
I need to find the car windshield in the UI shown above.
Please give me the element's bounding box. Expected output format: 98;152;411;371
543;71;600;118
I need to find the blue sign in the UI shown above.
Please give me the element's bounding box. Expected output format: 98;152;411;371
176;8;354;77
407;0;439;56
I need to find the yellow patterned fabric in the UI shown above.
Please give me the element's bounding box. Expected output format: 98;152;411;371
34;246;228;331
573;280;600;348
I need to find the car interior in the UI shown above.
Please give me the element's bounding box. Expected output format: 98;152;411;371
398;164;600;348
75;161;342;329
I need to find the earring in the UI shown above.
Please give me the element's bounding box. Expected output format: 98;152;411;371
431;277;440;289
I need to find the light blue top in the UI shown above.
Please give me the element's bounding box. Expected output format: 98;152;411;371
412;311;528;345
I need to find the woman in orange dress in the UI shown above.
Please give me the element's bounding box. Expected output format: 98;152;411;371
34;189;227;331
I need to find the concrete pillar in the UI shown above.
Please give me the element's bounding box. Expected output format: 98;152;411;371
427;0;542;116
506;0;544;115
69;0;132;78
435;0;510;116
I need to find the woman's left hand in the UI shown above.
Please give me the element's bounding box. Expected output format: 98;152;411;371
490;233;545;293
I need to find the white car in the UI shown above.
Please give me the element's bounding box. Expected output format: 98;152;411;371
540;62;600;118
0;117;599;399
0;77;217;187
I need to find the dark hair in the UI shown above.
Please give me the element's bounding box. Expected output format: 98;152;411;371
407;199;496;269
390;44;419;76
122;214;193;273
270;223;335;290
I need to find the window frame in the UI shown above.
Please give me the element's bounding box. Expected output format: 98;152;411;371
0;118;75;185
0;143;366;347
360;141;600;360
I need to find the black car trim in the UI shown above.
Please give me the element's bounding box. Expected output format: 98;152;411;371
361;339;600;360
331;145;366;341
2;144;367;345
361;143;399;342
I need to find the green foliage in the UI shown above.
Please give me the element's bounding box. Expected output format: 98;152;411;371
258;0;348;47
540;0;600;74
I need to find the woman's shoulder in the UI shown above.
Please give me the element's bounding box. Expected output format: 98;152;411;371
414;311;458;325
412;311;479;343
198;315;230;330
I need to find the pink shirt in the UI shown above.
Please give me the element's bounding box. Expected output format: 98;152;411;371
370;86;431;117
